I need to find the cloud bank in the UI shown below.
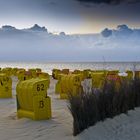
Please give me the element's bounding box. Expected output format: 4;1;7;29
0;24;140;61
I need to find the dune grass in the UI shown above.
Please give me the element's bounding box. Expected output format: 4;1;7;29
68;77;140;136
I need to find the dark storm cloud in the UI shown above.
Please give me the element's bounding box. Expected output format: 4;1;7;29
76;0;140;4
0;0;140;34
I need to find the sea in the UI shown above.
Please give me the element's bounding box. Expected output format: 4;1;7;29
0;62;140;75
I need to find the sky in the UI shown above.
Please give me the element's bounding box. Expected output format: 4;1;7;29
0;0;140;34
0;0;140;62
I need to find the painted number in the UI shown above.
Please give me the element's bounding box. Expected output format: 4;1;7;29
75;77;79;82
0;81;3;86
39;100;44;108
37;84;45;91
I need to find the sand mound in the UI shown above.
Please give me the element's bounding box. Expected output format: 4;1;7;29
0;77;140;140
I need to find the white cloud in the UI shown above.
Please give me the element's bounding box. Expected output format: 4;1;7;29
0;24;140;61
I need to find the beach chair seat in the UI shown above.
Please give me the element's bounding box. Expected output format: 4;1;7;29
0;73;12;98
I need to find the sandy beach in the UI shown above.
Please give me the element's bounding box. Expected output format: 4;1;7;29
0;77;74;140
0;76;140;140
